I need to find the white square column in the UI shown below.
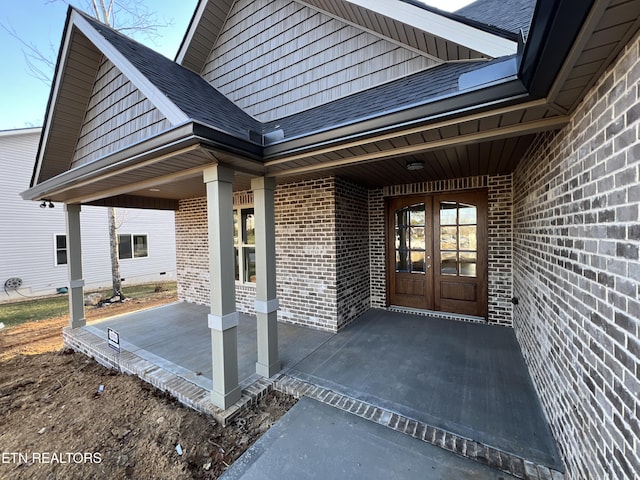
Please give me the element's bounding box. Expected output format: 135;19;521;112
64;203;85;329
251;177;281;378
204;165;241;409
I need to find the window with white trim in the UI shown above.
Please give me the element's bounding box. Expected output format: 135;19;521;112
55;234;67;266
233;207;256;284
118;234;148;260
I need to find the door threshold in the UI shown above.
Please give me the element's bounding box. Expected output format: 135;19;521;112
387;306;486;324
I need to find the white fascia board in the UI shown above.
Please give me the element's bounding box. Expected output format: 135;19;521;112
345;0;517;58
33;16;76;187
73;11;189;126
175;0;209;65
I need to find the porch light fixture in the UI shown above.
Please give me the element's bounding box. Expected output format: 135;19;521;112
406;160;424;171
40;200;54;208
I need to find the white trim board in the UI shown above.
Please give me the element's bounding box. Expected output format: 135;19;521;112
345;0;517;58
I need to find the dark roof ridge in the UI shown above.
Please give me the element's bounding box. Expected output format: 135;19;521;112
398;0;519;41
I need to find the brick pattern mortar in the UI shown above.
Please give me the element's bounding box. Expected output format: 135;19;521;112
275;178;338;330
335;177;371;329
176;177;372;332
512;33;640;479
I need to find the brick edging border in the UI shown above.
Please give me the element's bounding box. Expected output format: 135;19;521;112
62;326;272;426
273;374;565;480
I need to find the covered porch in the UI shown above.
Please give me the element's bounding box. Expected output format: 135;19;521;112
64;303;563;478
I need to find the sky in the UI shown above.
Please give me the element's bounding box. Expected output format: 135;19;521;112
0;0;473;131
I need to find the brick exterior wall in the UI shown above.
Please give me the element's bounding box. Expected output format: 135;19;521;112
368;175;514;325
335;177;370;328
488;175;514;326
369;189;386;309
175;198;209;305
512;34;640;479
176;177;371;332
275;178;338;330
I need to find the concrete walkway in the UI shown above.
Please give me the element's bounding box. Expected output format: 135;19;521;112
221;397;518;480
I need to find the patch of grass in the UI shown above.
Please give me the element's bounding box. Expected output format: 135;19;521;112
0;295;70;327
96;281;177;300
0;282;177;328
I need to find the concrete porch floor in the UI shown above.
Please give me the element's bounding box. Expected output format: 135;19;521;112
65;303;563;479
85;302;333;391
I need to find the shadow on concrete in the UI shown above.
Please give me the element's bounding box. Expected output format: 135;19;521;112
87;303;561;472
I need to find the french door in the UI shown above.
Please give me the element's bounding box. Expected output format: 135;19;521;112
386;190;488;318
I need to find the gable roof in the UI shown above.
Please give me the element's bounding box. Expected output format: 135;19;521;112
176;0;518;73
456;0;537;38
22;0;640;204
31;8;264;188
79;13;262;139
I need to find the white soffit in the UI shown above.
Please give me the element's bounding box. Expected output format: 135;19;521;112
344;0;517;58
175;0;209;65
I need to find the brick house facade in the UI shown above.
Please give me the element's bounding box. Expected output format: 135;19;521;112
23;0;640;476
512;32;640;479
177;173;514;331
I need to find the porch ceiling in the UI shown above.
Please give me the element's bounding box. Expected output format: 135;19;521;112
263;100;567;185
276;135;538;188
31;99;566;208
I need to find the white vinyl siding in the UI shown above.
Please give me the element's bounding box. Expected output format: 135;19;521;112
0;129;177;298
202;0;439;122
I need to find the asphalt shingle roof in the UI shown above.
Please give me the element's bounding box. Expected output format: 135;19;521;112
455;0;537;38
80;12;263;141
400;0;518;40
269;59;498;139
78;10;517;147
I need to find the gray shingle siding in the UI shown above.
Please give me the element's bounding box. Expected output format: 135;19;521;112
268;59;496;139
82;10;512;147
80;13;262;141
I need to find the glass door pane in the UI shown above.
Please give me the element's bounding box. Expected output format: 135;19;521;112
395;203;426;274
439;201;477;277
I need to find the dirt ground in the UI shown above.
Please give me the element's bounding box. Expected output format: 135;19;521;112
0;290;178;361
0;294;297;479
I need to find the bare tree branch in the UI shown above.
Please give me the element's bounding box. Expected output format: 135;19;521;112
3;0;175;296
1;0;174;85
1;23;56;84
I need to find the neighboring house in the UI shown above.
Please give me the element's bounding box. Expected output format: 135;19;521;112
1;127;176;299
20;0;640;478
